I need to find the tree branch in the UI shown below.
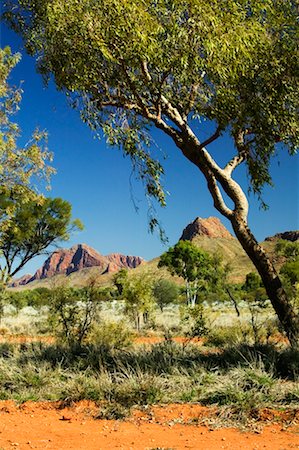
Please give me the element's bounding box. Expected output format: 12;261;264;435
206;172;233;219
198;126;221;150
224;154;245;176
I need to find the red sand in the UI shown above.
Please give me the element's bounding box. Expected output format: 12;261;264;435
0;401;298;450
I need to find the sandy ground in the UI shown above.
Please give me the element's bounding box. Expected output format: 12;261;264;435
0;401;298;450
0;335;201;345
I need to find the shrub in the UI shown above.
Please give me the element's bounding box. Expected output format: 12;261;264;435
48;286;101;346
88;321;133;351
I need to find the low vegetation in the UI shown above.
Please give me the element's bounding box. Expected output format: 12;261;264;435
0;239;297;426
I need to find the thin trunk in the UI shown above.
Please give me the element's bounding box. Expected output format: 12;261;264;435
226;287;240;317
231;216;299;347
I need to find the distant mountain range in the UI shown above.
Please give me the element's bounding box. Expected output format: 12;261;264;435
10;244;144;287
10;217;298;288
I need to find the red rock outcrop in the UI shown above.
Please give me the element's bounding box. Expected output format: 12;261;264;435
11;244;145;286
32;244;108;280
180;217;234;241
265;231;299;242
106;253;144;269
10;274;33;287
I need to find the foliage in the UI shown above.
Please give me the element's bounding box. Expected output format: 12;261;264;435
0;195;83;282
275;240;299;263
243;272;262;292
276;241;299;287
276;240;299;310
152;278;179;312
114;270;155;331
0;46;82;284
280;261;299;287
3;1;298;204
242;272;270;344
181;304;210;340
113;268;129;296
159;241;222;307
49;286;102;346
0;46;54;207
7;288;51;310
88;321;133;351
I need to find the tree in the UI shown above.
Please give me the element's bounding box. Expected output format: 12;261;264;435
242;272;271;344
0;191;83;283
276;240;299;306
152;278;179;312
243;272;263;292
158;241;218;307
115;270;154;331
0;47;83;283
113;268;129;296
49;285;102;346
4;0;298;344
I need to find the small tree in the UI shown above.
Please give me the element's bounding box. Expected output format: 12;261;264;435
242;272;270;344
0;47;54;209
113;268;129;296
0;194;83;283
276;240;299;312
158;241;216;307
49;285;101;346
152;278;179;312
120;273;154;332
0;47;82;283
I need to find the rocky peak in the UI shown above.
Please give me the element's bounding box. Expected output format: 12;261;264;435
265;231;299;242
9;274;33;288
180;216;234;241
106;253;144;269
11;244;145;286
33;244;108;281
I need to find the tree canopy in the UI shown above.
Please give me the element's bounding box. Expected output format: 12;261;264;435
4;0;298;209
158;240;223;306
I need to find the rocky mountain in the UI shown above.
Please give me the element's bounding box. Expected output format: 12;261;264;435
10;274;33;288
106;253;144;273
180;216;234;241
265;231;299;242
178;216;254;281
11;244;144;287
11;218;298;289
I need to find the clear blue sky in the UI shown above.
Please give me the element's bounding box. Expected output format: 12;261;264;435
1;24;298;277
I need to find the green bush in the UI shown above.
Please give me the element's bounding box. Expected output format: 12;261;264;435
48;286;101;346
88;321;133;351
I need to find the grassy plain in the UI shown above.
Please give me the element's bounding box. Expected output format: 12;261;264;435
0;299;298;428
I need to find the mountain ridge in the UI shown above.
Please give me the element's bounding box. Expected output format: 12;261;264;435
10;217;298;288
10;244;144;287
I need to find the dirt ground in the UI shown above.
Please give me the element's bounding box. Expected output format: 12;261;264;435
0;335;199;345
0;401;298;450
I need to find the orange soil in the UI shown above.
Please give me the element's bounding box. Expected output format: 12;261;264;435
0;335;55;344
0;335;203;345
0;334;287;346
0;401;298;450
133;336;204;345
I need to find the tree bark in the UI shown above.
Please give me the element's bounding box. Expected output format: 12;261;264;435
231;215;299;347
174;136;298;347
